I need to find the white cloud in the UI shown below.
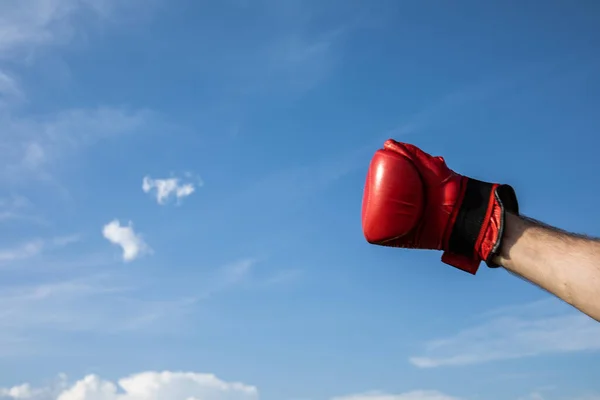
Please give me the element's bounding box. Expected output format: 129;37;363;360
0;383;35;399
0;375;68;400
409;298;600;368
0;375;468;400
0;371;258;400
142;175;200;205
102;220;150;262
331;391;462;400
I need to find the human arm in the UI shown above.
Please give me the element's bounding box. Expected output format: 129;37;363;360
361;139;600;323
493;213;600;322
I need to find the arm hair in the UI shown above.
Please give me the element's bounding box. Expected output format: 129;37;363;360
494;213;600;322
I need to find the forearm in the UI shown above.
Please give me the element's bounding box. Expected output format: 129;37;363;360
494;213;600;322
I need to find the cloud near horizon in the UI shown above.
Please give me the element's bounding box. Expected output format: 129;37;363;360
0;371;258;400
0;372;467;400
1;371;598;400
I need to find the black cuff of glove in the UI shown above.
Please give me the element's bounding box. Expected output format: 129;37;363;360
447;179;519;267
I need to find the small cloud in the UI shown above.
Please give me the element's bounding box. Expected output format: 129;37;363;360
102;220;150;262
142;175;201;205
409;298;600;368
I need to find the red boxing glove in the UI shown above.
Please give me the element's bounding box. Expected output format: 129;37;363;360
361;139;519;274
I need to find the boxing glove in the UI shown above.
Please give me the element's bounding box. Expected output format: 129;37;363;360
361;139;519;274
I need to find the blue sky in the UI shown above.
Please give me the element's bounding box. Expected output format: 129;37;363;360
0;0;599;399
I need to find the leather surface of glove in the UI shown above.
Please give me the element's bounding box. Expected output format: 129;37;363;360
361;139;519;274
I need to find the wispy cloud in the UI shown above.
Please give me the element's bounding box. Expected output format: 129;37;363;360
0;70;23;108
0;234;79;263
0;240;44;262
516;389;600;400
198;258;300;300
0;107;157;181
228;143;368;218
198;258;256;300
257;268;303;287
0;1;162;189
0;0;154;59
0;0;74;57
0;274;195;356
142;174;202;205
332;390;600;400
409;298;600;368
380;71;534;142
0;194;46;227
220;258;255;286
256;27;346;96
519;391;549;400
0;194;31;210
331;390;462;400
102;220;151;262
192;2;356;131
232;73;528;232
0;252;284;357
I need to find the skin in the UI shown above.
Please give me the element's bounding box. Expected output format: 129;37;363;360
493;212;600;322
